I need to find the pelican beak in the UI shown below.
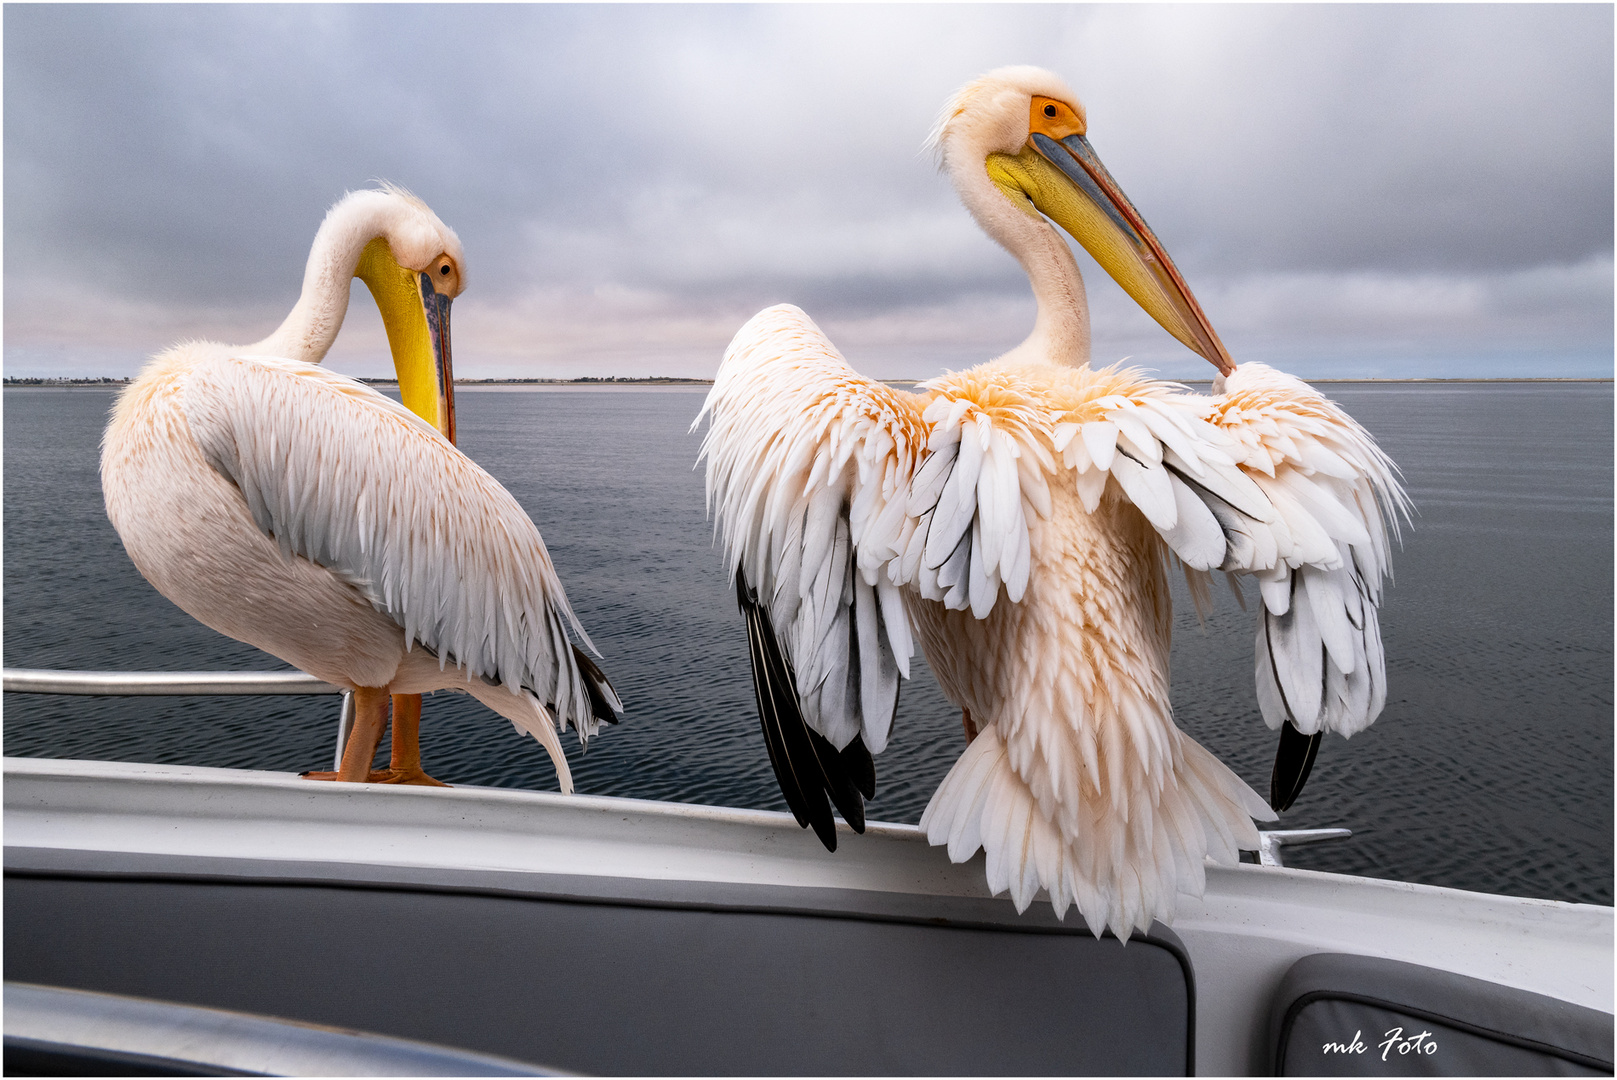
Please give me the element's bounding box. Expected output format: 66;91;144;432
986;109;1234;374
354;238;458;443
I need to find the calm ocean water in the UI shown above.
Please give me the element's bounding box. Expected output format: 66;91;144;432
4;382;1611;907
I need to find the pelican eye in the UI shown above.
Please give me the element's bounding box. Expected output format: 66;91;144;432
1044;104;1057;118
439;264;451;276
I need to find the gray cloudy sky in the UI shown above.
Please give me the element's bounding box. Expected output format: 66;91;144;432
5;4;1612;380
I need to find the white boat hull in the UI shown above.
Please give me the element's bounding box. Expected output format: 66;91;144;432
5;757;1611;1075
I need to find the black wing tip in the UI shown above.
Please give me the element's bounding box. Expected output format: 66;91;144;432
817;728;868;835
1269;720;1323;813
841;736;876;806
570;643;624;727
738;574;836;847
736;573;871;850
808;807;840;851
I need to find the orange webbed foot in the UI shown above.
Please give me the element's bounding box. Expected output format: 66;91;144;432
300;769;392;783
375;766;451;787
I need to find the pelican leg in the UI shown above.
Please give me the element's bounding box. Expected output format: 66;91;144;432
378;693;450;786
962;708;979;744
325;686;389;781
297;688;388;779
303;686;390;782
336;687;390;781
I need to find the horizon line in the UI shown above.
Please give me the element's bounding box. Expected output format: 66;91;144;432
5;375;1614;387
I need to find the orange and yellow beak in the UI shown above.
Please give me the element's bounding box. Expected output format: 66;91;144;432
986;95;1234;374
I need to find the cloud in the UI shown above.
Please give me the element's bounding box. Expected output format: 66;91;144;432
5;4;1611;379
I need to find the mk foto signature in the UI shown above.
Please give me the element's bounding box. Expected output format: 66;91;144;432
1322;1028;1438;1061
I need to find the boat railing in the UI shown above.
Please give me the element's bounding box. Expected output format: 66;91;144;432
4;667;355;772
2;667;1351;866
2;669;340;696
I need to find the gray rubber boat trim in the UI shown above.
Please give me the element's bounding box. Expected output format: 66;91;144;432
8;844;1199;1074
1271;952;1613;1075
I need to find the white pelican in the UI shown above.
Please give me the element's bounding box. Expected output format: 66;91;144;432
101;185;621;790
697;67;1407;937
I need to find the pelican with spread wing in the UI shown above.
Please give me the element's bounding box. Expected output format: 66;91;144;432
102;186;621;791
697;67;1407;937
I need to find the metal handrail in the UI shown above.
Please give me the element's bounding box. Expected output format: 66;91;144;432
2;669;341;696
5;667;353;771
2;667;1357;854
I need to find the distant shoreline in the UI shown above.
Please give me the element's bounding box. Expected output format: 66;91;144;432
4;376;1612;387
0;376;720;387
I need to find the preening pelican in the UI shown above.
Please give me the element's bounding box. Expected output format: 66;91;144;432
102;186;622;790
697;67;1407;937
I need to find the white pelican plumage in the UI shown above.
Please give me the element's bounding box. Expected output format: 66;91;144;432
697;67;1407;937
102;186;621;790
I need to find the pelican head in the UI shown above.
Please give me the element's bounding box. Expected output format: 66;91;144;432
934;66;1233;374
254;183;467;441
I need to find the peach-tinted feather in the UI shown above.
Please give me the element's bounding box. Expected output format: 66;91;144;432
699;68;1406;937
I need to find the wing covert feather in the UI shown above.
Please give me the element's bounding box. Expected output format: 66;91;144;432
904;368;1055;614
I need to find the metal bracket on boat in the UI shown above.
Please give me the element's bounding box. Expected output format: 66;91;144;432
1257;828;1352;868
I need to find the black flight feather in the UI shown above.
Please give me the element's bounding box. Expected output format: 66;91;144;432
842;731;877;801
1270;720;1322;812
570;644;623;727
1262;593;1326;813
739;580;828;842
736;573;872;850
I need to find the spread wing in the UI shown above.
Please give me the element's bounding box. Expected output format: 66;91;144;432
697;305;926;847
701;308;1068;848
182;353;622;741
1203;363;1409;809
698;308;1051;842
1043;361;1407;811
